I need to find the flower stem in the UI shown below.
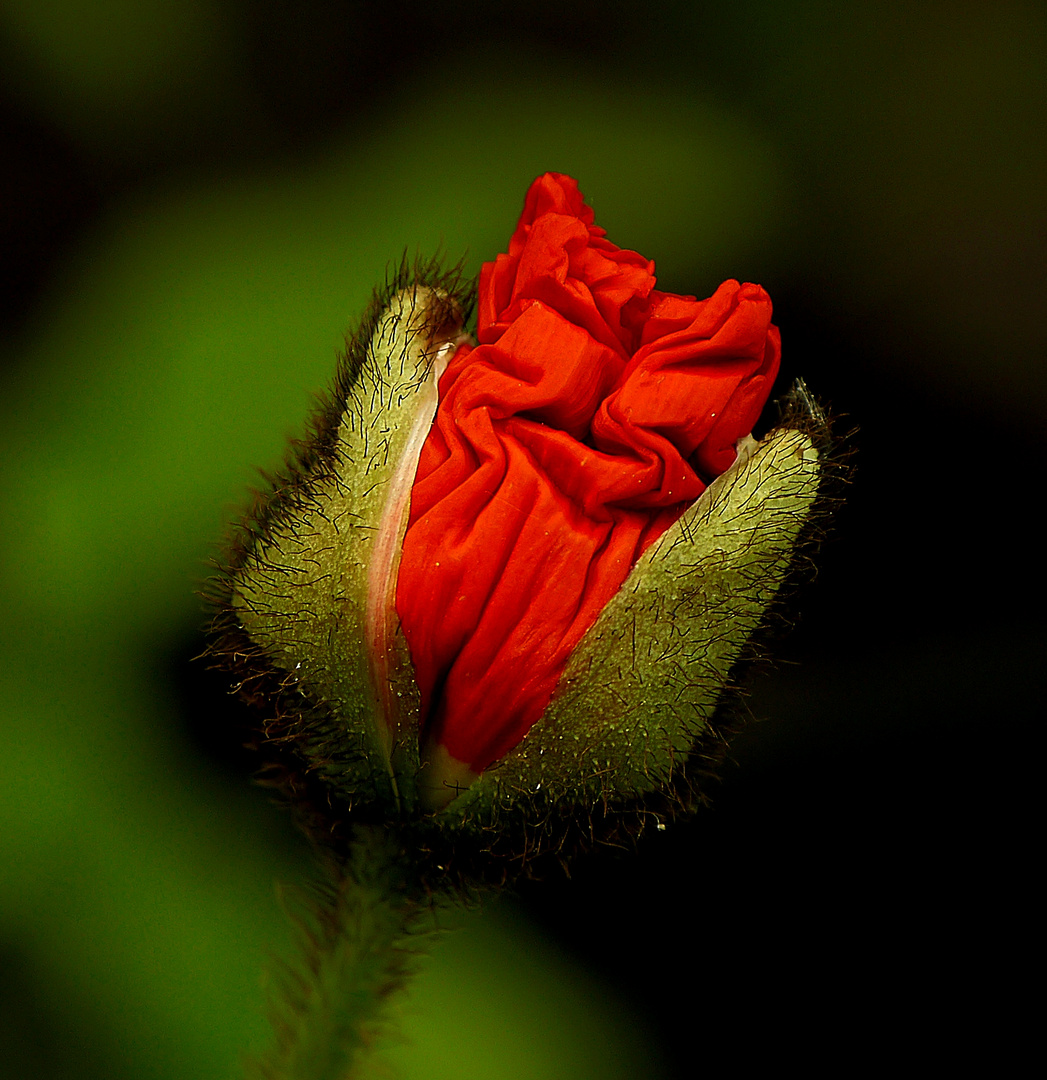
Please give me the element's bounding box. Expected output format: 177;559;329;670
248;826;454;1080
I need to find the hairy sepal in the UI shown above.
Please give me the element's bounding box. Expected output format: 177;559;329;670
231;284;466;813
442;422;822;823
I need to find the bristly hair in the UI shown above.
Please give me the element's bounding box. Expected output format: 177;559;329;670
200;254;475;860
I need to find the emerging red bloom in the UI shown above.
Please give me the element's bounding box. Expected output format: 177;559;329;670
396;173;780;789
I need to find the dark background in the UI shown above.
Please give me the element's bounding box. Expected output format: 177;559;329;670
2;1;1042;1076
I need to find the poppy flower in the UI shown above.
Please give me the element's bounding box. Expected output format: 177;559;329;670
216;173;823;830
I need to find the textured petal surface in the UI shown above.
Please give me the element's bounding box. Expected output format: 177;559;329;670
397;173;780;774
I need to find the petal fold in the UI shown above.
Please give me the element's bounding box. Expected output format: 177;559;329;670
396;174;781;791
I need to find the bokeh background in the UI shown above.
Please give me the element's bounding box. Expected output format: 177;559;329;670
1;1;1042;1076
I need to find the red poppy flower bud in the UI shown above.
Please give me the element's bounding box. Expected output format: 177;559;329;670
212;175;825;848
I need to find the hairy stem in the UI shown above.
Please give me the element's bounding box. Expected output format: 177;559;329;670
248;827;454;1080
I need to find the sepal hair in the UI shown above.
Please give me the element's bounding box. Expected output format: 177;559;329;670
202;256;473;843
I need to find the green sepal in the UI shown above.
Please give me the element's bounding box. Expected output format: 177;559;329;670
443;423;822;824
231;284;465;815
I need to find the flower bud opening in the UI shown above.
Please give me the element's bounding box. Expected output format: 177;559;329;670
396;174;781;807
212;177;830;845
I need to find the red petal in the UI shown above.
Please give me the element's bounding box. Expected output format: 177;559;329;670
396;174;780;776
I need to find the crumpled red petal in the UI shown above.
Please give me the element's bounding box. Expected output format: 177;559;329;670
396;173;780;775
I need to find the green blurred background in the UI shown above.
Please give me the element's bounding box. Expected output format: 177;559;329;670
1;1;1041;1076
